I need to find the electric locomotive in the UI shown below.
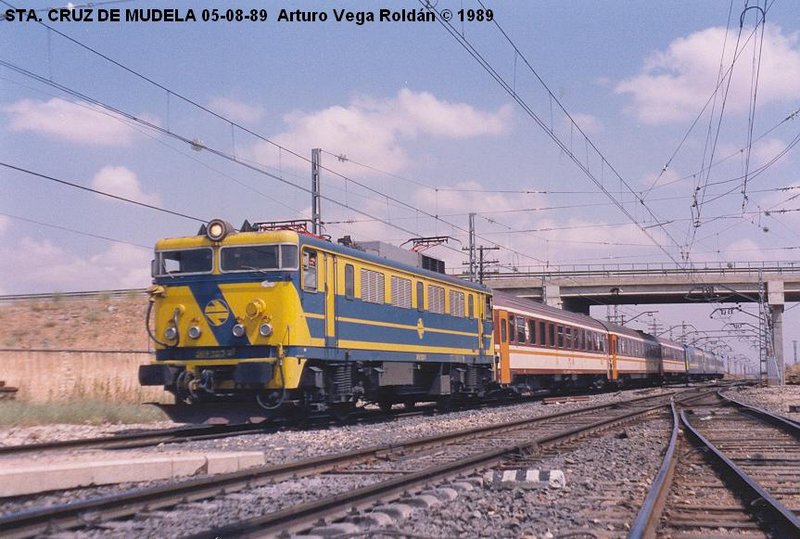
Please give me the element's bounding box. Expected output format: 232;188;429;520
139;218;495;417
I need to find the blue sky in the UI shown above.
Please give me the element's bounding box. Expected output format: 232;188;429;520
2;1;799;371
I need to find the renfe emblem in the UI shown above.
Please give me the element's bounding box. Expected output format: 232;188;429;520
204;299;230;326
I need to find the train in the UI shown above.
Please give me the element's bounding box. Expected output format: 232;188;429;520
139;218;725;417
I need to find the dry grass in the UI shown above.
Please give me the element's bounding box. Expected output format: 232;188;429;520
0;400;169;426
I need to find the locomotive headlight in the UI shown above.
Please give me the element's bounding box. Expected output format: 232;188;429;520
232;323;246;338
259;322;273;337
246;299;265;318
188;326;202;339
164;326;178;341
206;218;233;242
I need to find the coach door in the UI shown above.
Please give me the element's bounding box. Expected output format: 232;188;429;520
609;334;618;380
321;253;337;347
494;310;511;384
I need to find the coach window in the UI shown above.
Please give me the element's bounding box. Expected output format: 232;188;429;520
528;319;536;345
344;264;355;299
539;321;546;346
500;318;508;343
302;250;318;292
556;325;564;348
508;315;516;342
516;316;526;343
548;323;555;348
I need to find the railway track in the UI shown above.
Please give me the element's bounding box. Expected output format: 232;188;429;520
630;391;800;538
0;387;712;538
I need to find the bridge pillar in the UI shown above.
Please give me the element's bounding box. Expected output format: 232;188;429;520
543;284;562;309
767;281;785;386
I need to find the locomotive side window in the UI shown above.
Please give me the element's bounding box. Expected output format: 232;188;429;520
361;268;386;304
484;295;493;320
302;250;318;292
417;281;425;311
344;264;355;298
449;290;465;317
468;294;474;319
428;285;445;313
391;276;412;308
155;248;213;276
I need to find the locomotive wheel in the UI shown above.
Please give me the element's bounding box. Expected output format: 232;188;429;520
378;400;393;414
330;402;355;423
174;371;196;405
256;389;285;411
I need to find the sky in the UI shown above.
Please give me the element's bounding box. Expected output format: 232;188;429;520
2;1;800;372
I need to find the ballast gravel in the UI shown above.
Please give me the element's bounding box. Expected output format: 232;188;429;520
1;383;791;538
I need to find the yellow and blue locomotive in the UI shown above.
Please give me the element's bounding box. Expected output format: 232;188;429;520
139;219;494;417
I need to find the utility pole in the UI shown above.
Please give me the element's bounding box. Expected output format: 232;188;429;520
311;148;322;235
794;340;798;365
463;213;477;281
477;245;499;284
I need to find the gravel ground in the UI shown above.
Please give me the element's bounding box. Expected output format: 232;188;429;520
0;388;671;519
724;383;800;422
4;384;792;538
382;417;672;539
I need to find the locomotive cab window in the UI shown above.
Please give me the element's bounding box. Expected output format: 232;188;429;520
220;244;298;272
302;249;318;292
154;248;213;276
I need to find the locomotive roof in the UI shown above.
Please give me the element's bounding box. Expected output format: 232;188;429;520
154;227;490;294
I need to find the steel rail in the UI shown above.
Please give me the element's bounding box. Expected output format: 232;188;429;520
0;422;272;456
719;390;800;430
627;399;680;539
189;392;707;539
680;409;800;536
0;391;690;539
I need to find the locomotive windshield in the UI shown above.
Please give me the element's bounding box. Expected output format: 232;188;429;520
221;244;298;272
154;248;213;276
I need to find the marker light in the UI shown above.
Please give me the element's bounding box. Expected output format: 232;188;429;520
188;326;202;339
232;324;246;338
165;326;178;341
259;323;273;337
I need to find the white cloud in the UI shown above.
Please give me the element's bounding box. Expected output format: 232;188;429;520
616;24;800;124
91;166;161;206
208;96;265;124
568;113;603;134
252;89;512;174
1;98;145;146
0;238;152;293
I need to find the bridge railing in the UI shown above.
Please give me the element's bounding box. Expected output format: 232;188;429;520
482;260;800;279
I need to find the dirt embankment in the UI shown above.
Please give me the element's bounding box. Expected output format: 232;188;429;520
0;293;150;351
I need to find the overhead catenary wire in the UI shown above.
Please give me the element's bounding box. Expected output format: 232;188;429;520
422;0;687;267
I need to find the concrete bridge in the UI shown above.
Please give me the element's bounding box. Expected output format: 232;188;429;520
483;260;800;384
